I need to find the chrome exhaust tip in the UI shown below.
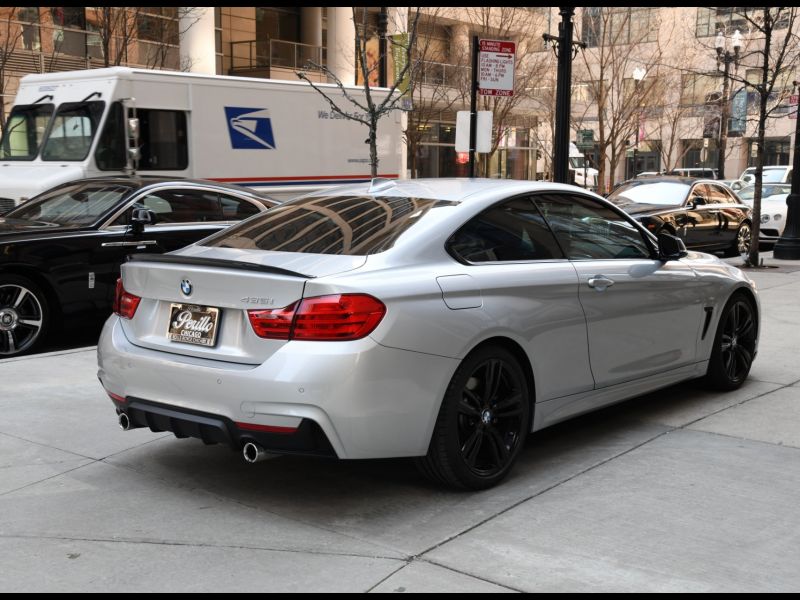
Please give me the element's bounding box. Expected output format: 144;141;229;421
242;441;268;464
118;412;132;431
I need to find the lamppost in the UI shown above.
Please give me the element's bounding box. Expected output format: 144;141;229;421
773;80;800;260
543;8;586;185
631;67;646;179
714;28;742;180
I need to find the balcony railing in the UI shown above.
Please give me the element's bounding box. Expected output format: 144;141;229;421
229;39;326;76
418;60;468;88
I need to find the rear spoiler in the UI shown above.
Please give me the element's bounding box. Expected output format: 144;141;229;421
127;253;313;279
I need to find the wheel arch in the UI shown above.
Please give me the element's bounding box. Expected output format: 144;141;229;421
0;265;62;321
464;335;537;431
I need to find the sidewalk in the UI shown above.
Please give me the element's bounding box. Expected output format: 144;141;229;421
0;257;799;592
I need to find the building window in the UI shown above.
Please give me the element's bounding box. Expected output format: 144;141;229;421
747;139;790;167
696;7;758;38
582;7;657;47
17;7;42;52
680;73;722;106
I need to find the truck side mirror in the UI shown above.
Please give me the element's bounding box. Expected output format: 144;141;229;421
127;118;139;139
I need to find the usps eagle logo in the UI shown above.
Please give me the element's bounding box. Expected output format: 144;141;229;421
224;107;276;150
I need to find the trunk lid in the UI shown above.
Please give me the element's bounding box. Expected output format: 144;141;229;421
118;246;367;364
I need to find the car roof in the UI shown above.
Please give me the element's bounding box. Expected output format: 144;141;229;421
616;176;709;186
302;178;588;203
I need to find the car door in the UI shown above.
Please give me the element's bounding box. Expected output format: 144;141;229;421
95;187;261;308
533;192;706;390
683;183;722;248
444;196;594;402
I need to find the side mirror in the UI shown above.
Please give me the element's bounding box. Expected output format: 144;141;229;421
690;195;706;208
658;232;688;261
130;207;155;235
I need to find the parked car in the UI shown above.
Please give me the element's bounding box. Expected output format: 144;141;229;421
98;178;759;490
607;176;752;257
737;183;792;245
718;179;749;192
668;167;718;179
740;165;792;185
0;177;276;357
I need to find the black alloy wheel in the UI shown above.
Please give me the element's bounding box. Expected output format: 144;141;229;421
0;276;49;358
703;293;757;390
418;345;530;490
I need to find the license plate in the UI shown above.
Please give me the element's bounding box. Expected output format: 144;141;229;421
167;303;220;347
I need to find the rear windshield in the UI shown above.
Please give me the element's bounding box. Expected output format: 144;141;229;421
201;194;442;255
608;181;691;206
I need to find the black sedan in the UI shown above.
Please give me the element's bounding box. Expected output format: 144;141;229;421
607;177;752;258
0;177;276;357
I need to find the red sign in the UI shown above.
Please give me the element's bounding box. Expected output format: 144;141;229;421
478;39;516;97
791;94;799;120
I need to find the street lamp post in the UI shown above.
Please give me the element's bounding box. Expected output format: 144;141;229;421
632;67;646;179
715;29;742;180
773;80;800;260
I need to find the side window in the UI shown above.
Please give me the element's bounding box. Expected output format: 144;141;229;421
446;197;564;263
114;189;222;225
136;109;188;171
95;101;127;170
534;193;652;260
708;184;733;205
219;193;260;220
688;184;709;205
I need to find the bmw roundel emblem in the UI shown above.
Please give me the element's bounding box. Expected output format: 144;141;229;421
180;279;193;296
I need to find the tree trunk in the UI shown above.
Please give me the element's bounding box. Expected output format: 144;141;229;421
369;117;379;177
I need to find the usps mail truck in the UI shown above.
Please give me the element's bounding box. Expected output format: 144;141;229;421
0;67;403;211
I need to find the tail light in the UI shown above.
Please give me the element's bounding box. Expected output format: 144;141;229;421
248;294;385;341
113;278;141;320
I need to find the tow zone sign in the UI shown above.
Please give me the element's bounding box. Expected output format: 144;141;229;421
478;39;515;97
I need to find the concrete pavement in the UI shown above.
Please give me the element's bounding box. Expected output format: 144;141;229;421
1;255;799;592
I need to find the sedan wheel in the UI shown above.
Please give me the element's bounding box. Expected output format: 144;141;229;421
703;294;757;390
725;223;751;257
418;346;530;490
0;277;48;357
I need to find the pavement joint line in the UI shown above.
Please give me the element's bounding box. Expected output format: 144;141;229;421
0;461;97;498
364;562;414;593
0;533;405;563
415;557;526;593
0;429;102;463
674;426;800;452
0;346;96;363
97;455;409;560
411;427;675;564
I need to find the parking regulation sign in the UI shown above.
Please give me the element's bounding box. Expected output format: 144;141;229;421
478;39;515;97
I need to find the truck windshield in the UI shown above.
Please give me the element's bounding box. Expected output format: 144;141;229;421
41;101;105;161
569;157;586;169
0;104;54;160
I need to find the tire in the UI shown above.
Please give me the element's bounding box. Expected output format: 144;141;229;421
0;275;50;358
702;293;757;391
724;223;751;258
417;345;531;490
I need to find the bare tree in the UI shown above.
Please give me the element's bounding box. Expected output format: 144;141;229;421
718;8;800;267
88;7;139;67
574;8;666;193
296;8;420;177
0;7;27;131
454;7;550;178
405;8;465;178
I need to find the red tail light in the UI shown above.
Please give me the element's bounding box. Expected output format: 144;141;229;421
248;294;386;341
113;278;141;320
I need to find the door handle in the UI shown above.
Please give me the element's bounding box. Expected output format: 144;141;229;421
587;275;615;290
101;240;158;248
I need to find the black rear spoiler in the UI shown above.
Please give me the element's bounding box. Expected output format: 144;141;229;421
127;253;313;279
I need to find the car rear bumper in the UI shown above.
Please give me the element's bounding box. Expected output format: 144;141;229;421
97;316;459;459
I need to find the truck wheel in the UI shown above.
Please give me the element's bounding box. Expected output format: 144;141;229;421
0;276;50;357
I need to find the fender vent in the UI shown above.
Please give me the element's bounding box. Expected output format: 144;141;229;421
701;307;714;340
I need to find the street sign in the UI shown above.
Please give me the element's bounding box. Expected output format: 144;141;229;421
478;39;515;97
456;110;493;153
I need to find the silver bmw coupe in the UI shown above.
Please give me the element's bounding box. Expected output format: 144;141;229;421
97;179;759;489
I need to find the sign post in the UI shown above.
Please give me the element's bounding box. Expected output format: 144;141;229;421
467;38;516;177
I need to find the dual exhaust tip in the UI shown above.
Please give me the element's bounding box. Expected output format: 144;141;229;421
118;413;268;465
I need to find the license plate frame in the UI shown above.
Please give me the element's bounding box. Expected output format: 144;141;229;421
167;303;221;347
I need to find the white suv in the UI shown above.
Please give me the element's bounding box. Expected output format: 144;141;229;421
740;166;792;184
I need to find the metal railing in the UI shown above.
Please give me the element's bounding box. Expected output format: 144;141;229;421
418;60;468;88
229;39;325;75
